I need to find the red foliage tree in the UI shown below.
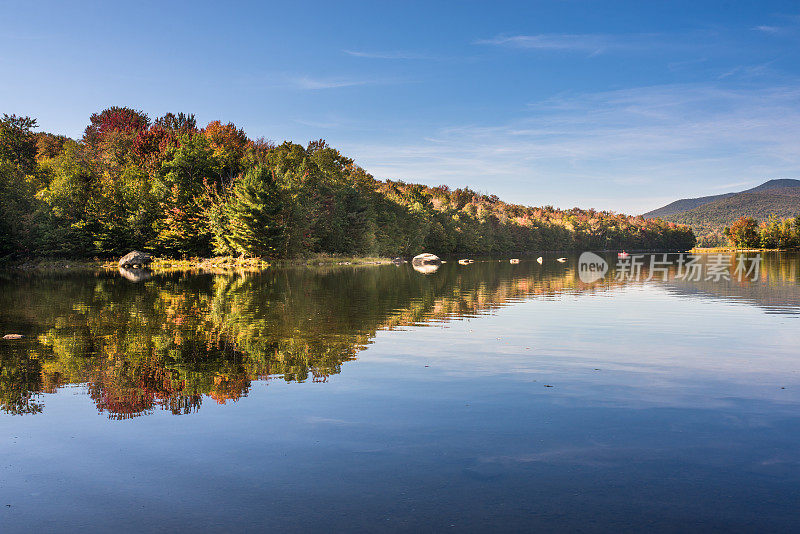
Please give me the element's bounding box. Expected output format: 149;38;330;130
204;120;251;183
83;106;150;146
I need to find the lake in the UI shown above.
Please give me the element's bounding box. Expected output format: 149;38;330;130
1;253;799;532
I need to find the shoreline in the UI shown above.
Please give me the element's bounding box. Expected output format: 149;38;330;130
3;248;796;273
0;255;396;273
690;247;799;253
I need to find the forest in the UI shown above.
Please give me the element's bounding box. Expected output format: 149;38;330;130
665;188;800;247
0;108;696;260
724;215;800;249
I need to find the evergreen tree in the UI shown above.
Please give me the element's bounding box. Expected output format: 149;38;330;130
155;134;219;256
213;166;287;257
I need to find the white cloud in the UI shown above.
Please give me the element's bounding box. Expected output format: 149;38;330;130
752;16;800;36
475;33;618;54
343;49;432;60
288;76;376;90
286;74;409;90
473;32;696;56
474;29;790;59
292;118;340;129
340;83;800;214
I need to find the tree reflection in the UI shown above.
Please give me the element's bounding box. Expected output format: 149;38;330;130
1;255;798;417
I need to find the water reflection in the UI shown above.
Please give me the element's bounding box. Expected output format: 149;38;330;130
117;267;152;282
412;263;440;274
1;253;798;418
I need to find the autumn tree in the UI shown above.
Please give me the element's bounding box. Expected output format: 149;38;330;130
724;217;760;248
35;132;69;161
204;120;250;185
211;166;288;257
0;114;38;174
155;133;220;256
0;114;40;255
155;112;197;133
83;107;150;147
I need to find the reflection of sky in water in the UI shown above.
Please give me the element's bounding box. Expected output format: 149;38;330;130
370;284;800;410
1;256;800;532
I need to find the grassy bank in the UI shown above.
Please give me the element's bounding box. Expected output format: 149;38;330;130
1;254;395;273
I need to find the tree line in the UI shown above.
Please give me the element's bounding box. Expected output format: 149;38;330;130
724;216;800;249
0;108;696;260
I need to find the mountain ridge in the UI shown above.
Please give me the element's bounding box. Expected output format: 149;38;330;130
643;179;800;219
643;179;800;245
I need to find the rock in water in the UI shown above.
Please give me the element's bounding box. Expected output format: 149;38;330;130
118;251;153;268
3;334;23;340
412;253;441;266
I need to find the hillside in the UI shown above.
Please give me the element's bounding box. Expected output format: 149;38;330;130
643;192;736;219
643;179;800;219
748;179;800;192
0;108;697;259
670;188;800;234
643;179;800;245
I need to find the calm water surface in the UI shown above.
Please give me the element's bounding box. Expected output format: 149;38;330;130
1;253;800;532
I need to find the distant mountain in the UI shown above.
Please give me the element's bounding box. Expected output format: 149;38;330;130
643;192;736;219
746;178;800;192
643;179;800;219
669;188;800;233
643;179;800;245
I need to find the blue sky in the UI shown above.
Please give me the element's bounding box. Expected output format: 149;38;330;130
2;0;799;213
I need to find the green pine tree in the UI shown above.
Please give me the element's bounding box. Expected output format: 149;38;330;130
215;166;288;258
